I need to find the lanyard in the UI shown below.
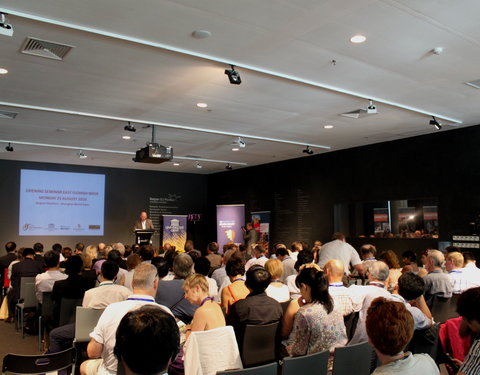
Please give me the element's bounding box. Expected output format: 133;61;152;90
329;284;344;287
367;282;385;288
200;297;214;306
233;278;244;283
127;297;154;302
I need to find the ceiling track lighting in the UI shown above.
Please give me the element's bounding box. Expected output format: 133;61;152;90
302;146;314;155
0;13;13;37
196;161;203;169
429;116;442;131
77;150;87;159
124;121;136;132
5;142;13;152
224;65;241;85
367;99;377;114
226;163;233;170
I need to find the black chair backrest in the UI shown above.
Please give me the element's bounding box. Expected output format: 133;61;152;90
343;311;359;342
332;341;374;375
216;361;277;375
280;301;290;314
405;323;440;361
59;298;83;326
2;347;76;374
431;295;459;324
241;322;280;368
282;349;329;375
41;292;57;329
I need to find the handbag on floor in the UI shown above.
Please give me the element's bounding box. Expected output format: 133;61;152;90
0;295;9;319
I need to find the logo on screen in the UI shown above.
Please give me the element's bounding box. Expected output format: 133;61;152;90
23;223;31;231
89;225;100;230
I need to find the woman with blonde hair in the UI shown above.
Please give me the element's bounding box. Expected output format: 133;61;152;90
265;259;289;302
183;274;226;338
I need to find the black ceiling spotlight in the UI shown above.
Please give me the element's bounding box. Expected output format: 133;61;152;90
429;116;442;130
224;65;241;85
5;142;13;152
124;121;136;132
226;163;233;170
302;146;314;155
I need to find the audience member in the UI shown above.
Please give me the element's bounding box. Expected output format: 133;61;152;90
35;250;67;303
348;261;392;345
402;250;420;274
205;242;221;268
379;250;402;292
119;253;141;291
80;263;172;375
183;274;225;339
0;241;17;286
446;252;470;294
107;249;128;284
324;259;361;316
360;244;377;265
138;245;154;264
245;244;268;271
264;258;289;302
33;242;45;265
286;250;314;299
75;242;85;255
366;297;439;374
211;248;237;289
317;232;365;276
423;249;452;306
227;265;283;346
194;257;218;300
82;261;130;309
454;287;480;375
221;255;249;315
275;247;296;283
289;242;303;262
7;247;44;322
288;266;347;360
114;306;180;375
462;252;480;288
155;253;197;323
391;272;432;330
151;256;169;278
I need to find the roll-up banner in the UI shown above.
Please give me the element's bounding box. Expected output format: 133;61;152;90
162;215;187;252
217;204;245;252
251;211;270;250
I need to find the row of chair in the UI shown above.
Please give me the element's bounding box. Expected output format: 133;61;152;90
218;342;374;375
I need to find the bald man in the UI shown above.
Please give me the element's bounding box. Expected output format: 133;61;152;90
325;260;362;316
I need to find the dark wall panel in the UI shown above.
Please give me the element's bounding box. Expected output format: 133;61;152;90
0;160;208;254
208;125;480;253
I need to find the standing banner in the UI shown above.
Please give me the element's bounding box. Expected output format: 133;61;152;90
217;204;245;252
251;211;270;250
162;215;187;252
373;208;390;236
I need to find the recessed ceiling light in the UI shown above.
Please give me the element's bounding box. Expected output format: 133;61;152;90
324;125;334;129
350;35;366;44
232;147;240;152
0;68;8;74
173;162;180;166
122;135;131;140
196;102;208;108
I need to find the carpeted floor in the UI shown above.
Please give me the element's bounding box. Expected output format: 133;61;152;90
0;317;41;360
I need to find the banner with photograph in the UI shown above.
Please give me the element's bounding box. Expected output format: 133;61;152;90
162;215;187;252
217;204;245;252
251;211;270;250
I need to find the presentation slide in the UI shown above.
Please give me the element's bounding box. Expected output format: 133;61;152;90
19;169;105;236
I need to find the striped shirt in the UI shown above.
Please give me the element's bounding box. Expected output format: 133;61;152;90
459;337;480;375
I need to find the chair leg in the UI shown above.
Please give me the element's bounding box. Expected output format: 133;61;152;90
38;315;42;351
21;307;24;338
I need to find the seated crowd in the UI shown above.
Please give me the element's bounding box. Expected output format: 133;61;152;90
1;231;480;375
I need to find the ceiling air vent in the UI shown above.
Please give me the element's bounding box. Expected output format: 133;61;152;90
0;110;18;119
20;37;75;60
464;79;480;89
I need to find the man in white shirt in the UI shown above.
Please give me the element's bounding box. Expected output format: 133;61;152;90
82;261;131;309
317;233;365;276
348;261;392;345
80;263;172;375
275;248;296;283
446;252;470;294
324;259;362;316
462;252;480;289
245;245;268;271
35;250;67;303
